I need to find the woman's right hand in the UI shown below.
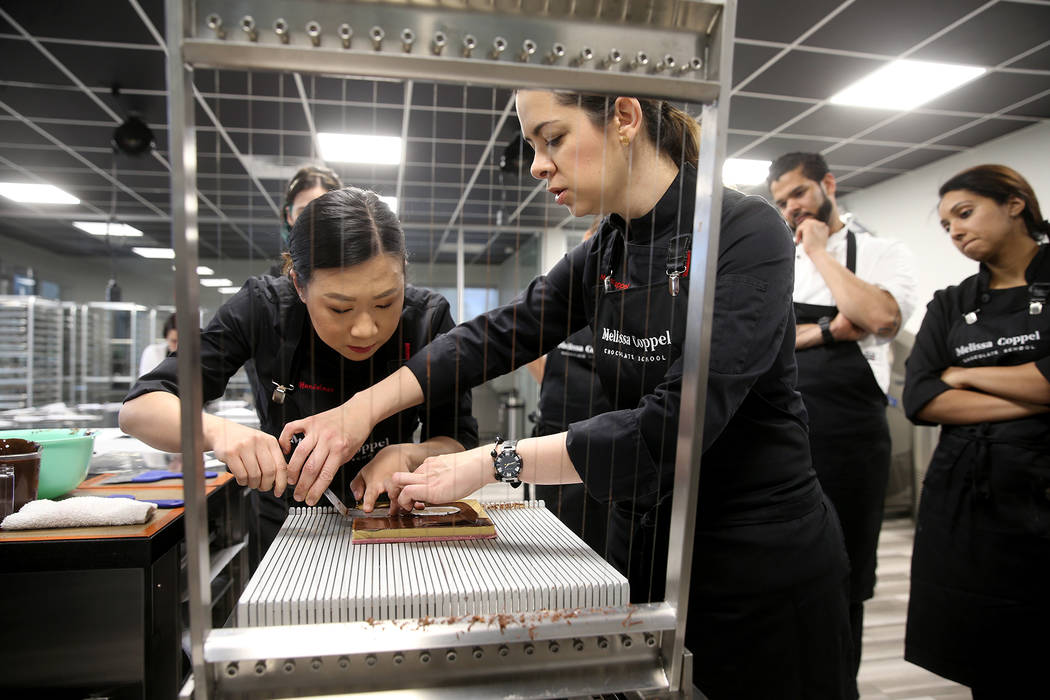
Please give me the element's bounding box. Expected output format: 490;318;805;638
278;400;374;506
205;417;288;495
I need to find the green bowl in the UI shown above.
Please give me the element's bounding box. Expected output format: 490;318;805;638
0;428;95;499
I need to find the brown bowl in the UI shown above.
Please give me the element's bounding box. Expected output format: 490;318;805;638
0;438;42;512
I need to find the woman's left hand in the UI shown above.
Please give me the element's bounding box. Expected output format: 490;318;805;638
348;444;415;512
940;366;971;389
389;443;494;513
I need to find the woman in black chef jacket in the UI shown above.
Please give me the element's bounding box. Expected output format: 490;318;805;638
119;187;478;548
279;92;852;699
902;164;1050;697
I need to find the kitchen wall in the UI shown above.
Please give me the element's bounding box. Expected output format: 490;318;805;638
839;120;1050;334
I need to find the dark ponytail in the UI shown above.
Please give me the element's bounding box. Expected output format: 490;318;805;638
939;164;1047;240
285;187;407;285
552;93;699;167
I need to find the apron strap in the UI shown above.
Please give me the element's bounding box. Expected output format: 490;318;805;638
271;302;306;404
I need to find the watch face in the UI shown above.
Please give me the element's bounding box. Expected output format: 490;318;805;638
495;444;522;481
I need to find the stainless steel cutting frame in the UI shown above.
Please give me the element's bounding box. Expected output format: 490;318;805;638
168;0;735;696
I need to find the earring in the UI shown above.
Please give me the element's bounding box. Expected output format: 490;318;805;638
620;134;630;147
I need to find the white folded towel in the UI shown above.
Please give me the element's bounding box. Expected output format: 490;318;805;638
1;496;157;530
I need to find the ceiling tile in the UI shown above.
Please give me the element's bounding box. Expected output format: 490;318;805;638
780;104;893;139
863;112;975;143
735;0;847;43
0;0;160;44
1007;92;1050;119
878;148;954;171
733;135;842;161
822;142;906;167
731;43;782;88
741;51;886;101
934;118;1032;148
801;0;989;54
911;2;1050;66
1005;44;1050;72
922;71;1050;114
835;170;897;190
728;95;813;132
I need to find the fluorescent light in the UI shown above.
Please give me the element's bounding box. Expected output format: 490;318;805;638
132;247;175;259
379;195;398;214
73;221;143;237
200;278;233;287
723;158;772;186
196;266;214;275
830;60;986;111
318;133;402;165
0;182;79;204
218;287;241;294
437;242;487;254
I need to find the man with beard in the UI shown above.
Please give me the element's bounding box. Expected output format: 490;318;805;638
768;152;918;699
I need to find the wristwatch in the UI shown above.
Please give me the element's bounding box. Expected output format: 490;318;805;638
817;316;835;345
490;437;523;488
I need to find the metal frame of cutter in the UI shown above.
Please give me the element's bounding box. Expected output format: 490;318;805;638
167;1;735;696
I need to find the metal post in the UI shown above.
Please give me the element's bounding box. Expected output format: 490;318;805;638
165;0;211;697
663;1;736;691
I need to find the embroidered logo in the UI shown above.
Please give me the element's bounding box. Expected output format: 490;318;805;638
297;380;335;393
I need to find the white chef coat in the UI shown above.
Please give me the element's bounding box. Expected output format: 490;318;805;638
793;224;919;393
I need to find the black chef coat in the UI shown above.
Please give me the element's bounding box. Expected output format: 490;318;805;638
902;243;1050;691
406;165;852;699
128;275;478;504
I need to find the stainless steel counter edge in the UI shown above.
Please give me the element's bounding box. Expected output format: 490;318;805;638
205;602;676;661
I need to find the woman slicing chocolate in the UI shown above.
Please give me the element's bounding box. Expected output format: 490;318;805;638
278;91;853;698
119;187;477;552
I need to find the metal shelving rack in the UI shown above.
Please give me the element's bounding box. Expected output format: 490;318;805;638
168;1;735;697
0;296;64;410
61;301;80;405
79;301;152;404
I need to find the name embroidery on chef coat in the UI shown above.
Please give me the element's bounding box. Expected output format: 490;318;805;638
297;380;336;393
599;327;672;364
953;330;1042;363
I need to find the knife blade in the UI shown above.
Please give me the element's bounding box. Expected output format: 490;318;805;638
323;488;349;517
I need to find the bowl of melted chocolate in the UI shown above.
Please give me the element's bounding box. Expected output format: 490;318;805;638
0;438;41;513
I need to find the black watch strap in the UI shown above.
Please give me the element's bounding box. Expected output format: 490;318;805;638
818;316;835;345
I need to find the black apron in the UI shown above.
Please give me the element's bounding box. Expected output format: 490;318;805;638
591;228;689;603
254;315;415;550
793;230;890;605
592;226;853;700
905;258;1050;690
533;329;612;555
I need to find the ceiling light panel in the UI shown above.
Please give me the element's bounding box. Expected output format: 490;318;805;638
0;182;79;204
73;221;143;237
132;247;176;259
317;133;403;165
830;60;987;111
723;158;773;186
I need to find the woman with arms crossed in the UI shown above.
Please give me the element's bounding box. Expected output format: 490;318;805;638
281;92;851;698
120;188;477;550
903;164;1050;697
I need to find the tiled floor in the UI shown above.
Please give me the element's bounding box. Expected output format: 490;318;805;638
857;518;969;700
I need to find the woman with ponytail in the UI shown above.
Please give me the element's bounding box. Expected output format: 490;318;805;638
283;92;852;698
903;164;1050;696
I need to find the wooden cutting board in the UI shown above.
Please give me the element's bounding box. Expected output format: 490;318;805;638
350;499;495;544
